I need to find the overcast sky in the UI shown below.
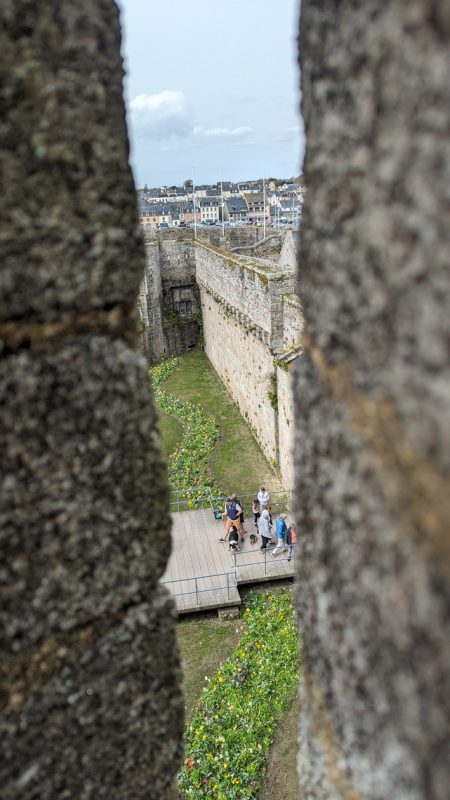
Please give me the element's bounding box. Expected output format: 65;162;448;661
117;0;304;188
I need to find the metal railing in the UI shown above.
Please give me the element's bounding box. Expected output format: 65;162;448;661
169;488;294;515
161;547;296;605
229;544;296;577
161;569;238;606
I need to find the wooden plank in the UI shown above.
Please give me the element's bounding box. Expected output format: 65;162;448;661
163;510;294;614
193;515;218;609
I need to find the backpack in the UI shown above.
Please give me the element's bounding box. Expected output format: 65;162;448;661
286;526;296;546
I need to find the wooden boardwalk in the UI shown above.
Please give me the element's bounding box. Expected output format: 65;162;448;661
162;509;295;614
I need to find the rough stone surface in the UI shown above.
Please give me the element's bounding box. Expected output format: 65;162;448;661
0;338;170;650
197;242;301;486
217;606;240;620
2;591;183;800
1;3;184;798
296;3;450;799
0;0;144;323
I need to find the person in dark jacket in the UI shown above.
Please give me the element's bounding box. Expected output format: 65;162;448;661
218;497;242;541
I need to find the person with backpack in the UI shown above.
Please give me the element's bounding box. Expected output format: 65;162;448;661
272;513;288;556
286;522;297;561
218;497;242;542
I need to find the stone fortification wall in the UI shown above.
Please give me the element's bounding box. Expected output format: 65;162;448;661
201;294;278;464
282;293;304;351
297;2;450;799
276;294;303;487
137;228;303;480
278;230;297;271
140;230;199;361
276;365;296;492
195;243;280;340
138;239;165;362
198;226;282;254
1;3;183;798
196;241;302;485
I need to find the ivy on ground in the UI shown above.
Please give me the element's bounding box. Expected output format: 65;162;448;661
178;590;300;800
150;357;222;506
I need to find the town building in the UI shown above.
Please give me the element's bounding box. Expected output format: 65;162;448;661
242;191;269;224
223;196;248;223
199;197;221;223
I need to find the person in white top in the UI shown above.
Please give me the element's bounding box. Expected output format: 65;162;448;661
257;486;269;510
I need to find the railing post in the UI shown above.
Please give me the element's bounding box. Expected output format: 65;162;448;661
264;549;267;575
195;578;199;606
226;572;229;600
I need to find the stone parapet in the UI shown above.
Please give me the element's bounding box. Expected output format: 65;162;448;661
0;0;144;326
296;2;450;798
1;3;183;798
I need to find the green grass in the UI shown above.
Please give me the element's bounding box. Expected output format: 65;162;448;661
158;411;183;458
162;349;282;497
178;590;300;799
177;616;241;722
177;591;300;800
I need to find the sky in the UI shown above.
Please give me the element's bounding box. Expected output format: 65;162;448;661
117;0;304;188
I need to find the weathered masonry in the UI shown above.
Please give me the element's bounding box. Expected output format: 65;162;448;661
1;2;183;799
138;229;303;489
2;2;449;800
296;2;450;799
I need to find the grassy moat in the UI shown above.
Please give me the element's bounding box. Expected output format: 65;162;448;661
152;351;299;799
155;348;282;499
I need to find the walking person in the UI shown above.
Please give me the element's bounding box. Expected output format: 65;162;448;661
257;485;269;511
218;497;242;542
258;509;272;551
231;492;246;542
272;513;288;556
251;497;260;544
286;522;296;561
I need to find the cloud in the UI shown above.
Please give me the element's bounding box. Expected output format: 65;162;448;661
129;90;192;139
193;126;253;138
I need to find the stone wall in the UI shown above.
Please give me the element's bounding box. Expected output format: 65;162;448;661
196;241;302;486
138;239;165;362
201;288;279;465
140;231;200;361
296;2;450;799
0;2;183;798
138;232;303;486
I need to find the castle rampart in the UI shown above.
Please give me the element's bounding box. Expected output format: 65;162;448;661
138;231;303;488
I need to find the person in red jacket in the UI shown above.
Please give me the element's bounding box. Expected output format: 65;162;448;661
286;522;297;561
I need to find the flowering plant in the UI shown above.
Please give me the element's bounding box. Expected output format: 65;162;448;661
178;590;300;799
150;357;222;507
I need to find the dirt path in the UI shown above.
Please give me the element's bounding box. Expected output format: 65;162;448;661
258;693;301;800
